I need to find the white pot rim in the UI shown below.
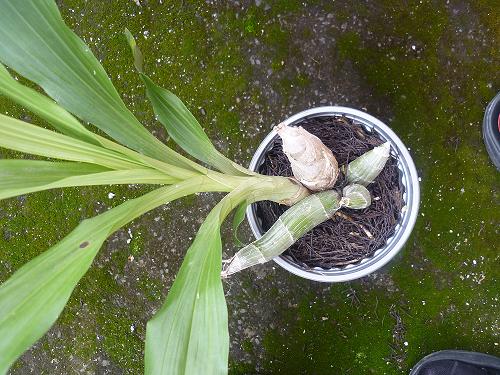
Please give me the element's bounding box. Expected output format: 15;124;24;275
246;106;420;282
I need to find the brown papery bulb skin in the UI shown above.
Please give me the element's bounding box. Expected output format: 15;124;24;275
274;123;339;191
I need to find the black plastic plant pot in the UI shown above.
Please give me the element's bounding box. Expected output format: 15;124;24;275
246;107;420;282
483;91;500;171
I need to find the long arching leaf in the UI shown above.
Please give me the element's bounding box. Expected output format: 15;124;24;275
0;64;97;144
0;114;145;170
0;175;232;374
124;29;252;176
145;185;254;375
0;160;177;200
141;74;253;176
0;64;207;179
0;0;202;172
146;218;228;375
0;114;201;182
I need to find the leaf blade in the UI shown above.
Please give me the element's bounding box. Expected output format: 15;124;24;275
140;75;253;176
145;220;228;375
0;0;202;172
0;176;228;373
0;64;96;144
144;186;250;375
0;160;178;200
0;64;205;178
124;30;251;175
124;28;144;73
0;114;150;171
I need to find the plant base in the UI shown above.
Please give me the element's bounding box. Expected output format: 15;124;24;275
255;116;404;269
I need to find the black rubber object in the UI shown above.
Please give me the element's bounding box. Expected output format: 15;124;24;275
410;350;500;375
483;91;500;171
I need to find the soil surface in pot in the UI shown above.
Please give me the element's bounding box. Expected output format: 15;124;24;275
255;116;405;269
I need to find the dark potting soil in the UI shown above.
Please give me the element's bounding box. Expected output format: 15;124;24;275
255;116;405;269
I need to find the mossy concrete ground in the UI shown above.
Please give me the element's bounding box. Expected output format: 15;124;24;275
0;0;498;374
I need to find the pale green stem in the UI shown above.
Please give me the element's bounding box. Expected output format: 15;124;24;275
221;190;340;277
346;142;391;186
222;182;376;276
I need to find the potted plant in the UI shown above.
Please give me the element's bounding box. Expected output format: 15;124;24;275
223;107;420;282
0;1;419;374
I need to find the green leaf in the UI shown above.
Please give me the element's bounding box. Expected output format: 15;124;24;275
0;0;201;172
145;219;228;375
0;111;202;180
0;64;206;179
0;64;97;144
0;113;151;171
142;74;250;175
0;160;177;200
124;30;252;176
0;176;230;374
232;200;249;246
145;186;251;375
124;28;144;73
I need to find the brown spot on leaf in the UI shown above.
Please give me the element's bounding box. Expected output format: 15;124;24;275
79;241;90;249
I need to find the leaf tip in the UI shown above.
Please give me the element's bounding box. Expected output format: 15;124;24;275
123;28;144;73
